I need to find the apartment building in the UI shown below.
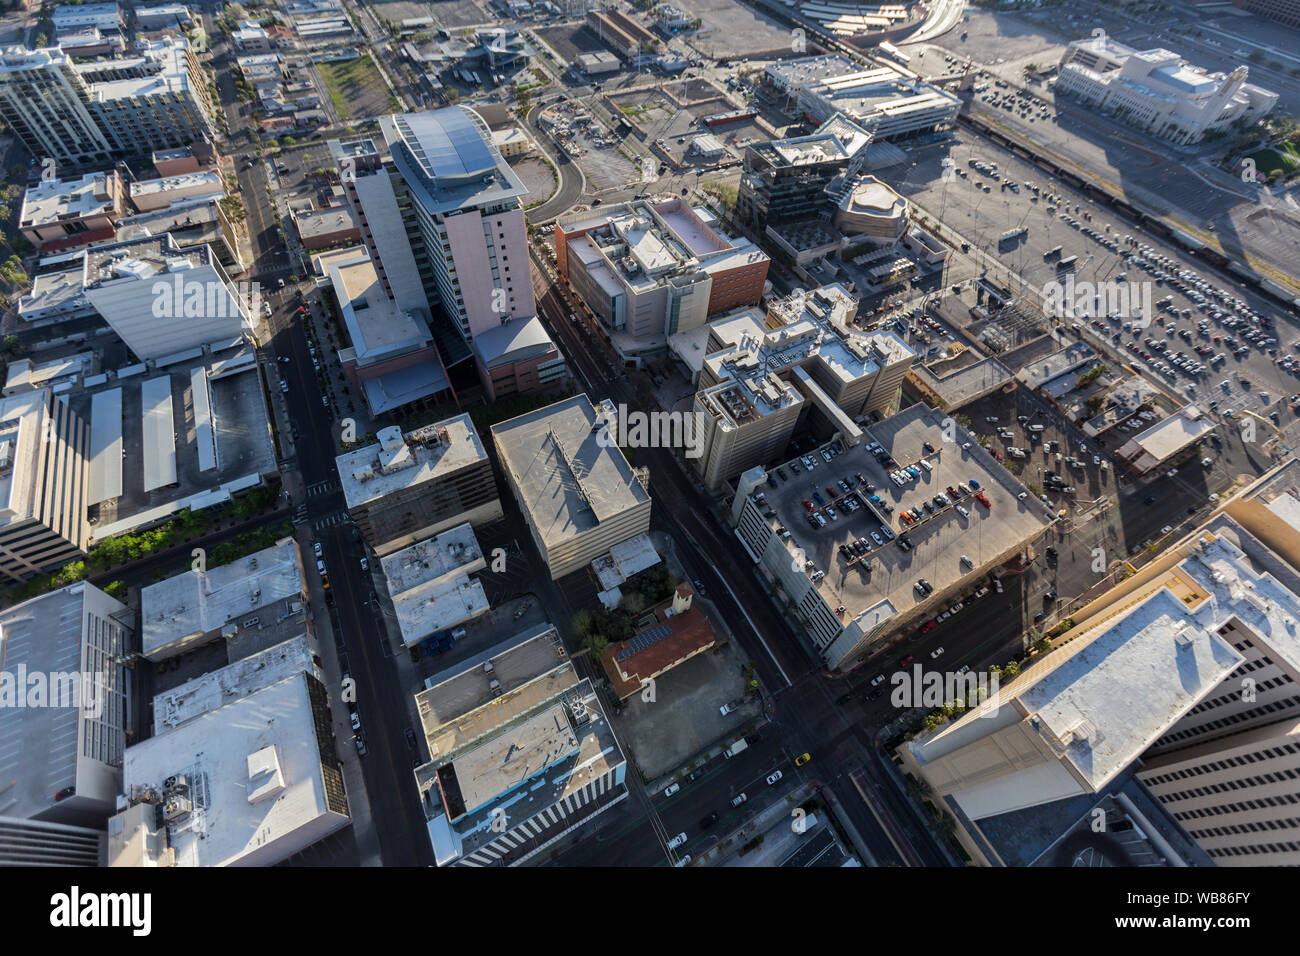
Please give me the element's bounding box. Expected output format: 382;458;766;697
337;415;502;556
0;388;90;583
0;39;214;166
555;198;770;367
379;107;565;399
492;394;653;580
1056;36;1277;145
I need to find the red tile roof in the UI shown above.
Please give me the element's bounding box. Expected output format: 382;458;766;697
601;584;718;699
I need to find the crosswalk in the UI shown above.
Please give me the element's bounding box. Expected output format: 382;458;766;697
307;479;340;498
313;511;349;531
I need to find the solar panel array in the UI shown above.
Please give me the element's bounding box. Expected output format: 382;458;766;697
616;623;672;662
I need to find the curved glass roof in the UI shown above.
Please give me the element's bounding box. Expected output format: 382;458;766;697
394;107;496;183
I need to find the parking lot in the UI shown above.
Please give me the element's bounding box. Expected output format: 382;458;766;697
891;129;1300;424
541;99;644;191
958;387;1114;511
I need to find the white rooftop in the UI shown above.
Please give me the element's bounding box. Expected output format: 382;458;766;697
119;673;350;866
140;539;303;655
151;634;317;735
20;172;118;229
380;523;490;645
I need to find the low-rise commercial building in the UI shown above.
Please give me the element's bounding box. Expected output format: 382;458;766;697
380;523;490;647
1114;404;1214;475
19;170;127;254
337;416;501;556
492;394;653;580
139;538;307;662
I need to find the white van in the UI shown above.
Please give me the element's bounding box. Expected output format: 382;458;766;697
919;459;934;472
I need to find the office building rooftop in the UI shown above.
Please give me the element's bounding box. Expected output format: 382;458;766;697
381;523;490;645
140;539;303;657
337;413;487;509
116;673;349;867
491;395;651;550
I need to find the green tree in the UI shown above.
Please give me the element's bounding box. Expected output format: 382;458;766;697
515;87;531;114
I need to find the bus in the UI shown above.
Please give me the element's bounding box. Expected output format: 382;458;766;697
999;227;1027;246
878;41;911;67
1057;255;1079;271
1043;245;1062;260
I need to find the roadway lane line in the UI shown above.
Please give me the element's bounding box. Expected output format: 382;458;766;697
674;520;792;688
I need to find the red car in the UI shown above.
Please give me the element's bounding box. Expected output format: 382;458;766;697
920;620;938;633
898;654;916;667
826;485;839;498
975;493;991;508
802;499;814;512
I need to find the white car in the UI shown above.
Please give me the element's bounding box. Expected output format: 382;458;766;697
870;673;886;686
766;771;784;785
1017;491;1028;500
930;646;946;659
664;783;680;797
667;832;688;849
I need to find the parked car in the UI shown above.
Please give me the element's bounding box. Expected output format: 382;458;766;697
668;832;688;849
664;783;681;797
766;771;784;785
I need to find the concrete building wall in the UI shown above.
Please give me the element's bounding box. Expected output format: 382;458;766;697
1138;719;1300;866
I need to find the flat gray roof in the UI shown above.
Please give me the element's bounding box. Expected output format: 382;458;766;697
491;394;650;549
140;539;303;655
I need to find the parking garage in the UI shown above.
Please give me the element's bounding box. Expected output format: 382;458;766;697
733;404;1055;670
